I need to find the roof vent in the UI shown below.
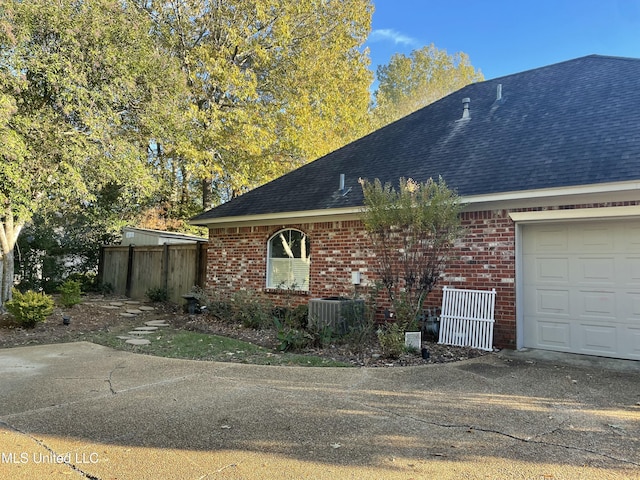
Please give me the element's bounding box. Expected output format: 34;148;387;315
461;97;470;119
496;84;502;101
337;173;351;197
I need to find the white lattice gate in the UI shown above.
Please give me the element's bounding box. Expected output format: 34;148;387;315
438;286;496;351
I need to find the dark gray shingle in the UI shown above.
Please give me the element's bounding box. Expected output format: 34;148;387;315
192;55;640;222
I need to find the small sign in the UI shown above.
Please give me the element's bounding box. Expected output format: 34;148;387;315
404;331;421;350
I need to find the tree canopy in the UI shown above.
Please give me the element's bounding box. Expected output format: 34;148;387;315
0;0;375;305
0;0;184;306
138;0;374;210
372;44;484;128
0;0;485;307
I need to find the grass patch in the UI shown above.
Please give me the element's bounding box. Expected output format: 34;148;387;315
87;326;351;367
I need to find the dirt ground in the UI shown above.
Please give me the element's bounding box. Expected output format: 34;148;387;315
0;294;489;367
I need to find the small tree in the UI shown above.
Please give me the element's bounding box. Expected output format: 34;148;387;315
360;177;465;327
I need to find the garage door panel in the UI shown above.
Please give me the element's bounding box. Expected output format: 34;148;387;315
580;324;618;353
623;257;640;286
622;224;640;251
576;257;616;285
523;220;640;360
537;289;570;314
578;290;616;318
623;292;640;321
525;226;568;252
576;226;615;251
535;257;569;283
621;327;640;359
537;320;571;348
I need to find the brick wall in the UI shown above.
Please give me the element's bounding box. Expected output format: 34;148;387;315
424;209;516;348
206;222;373;301
205;202;640;349
206;210;518;348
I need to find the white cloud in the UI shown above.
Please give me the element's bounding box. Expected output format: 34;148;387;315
368;29;419;46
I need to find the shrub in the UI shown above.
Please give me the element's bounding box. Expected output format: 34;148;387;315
146;286;169;303
230;290;273;328
377;322;406;358
187;286;232;321
98;282;114;295
5;289;55;328
273;304;308;330
67;272;98;292
273;317;314;352
58;280;82;307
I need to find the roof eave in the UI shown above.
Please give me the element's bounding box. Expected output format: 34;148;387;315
191;180;640;228
462;180;640;211
189;206;363;228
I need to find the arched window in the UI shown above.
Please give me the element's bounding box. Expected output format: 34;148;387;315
266;229;310;291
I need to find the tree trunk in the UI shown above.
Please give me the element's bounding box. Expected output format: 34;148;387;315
202;178;213;210
0;249;14;311
0;209;22;312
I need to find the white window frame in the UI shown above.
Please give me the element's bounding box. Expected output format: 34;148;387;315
266;229;310;291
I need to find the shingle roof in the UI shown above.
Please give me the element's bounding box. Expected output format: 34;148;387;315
191;55;640;223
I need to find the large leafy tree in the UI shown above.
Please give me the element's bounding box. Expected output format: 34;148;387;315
0;0;185;308
138;0;374;210
372;44;484;128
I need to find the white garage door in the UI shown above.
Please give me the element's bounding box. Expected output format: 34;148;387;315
523;220;640;360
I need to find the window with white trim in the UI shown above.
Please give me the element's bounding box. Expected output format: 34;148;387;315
266;229;310;291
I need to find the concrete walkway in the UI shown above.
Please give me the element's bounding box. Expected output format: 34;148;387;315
0;342;638;479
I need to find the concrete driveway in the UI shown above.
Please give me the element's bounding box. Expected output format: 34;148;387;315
0;342;638;480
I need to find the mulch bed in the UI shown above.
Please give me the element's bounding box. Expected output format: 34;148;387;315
0;294;490;367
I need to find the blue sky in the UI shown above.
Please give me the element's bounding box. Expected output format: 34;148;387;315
365;0;640;81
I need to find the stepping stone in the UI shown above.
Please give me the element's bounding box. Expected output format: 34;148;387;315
126;309;143;314
126;338;151;345
102;305;121;310
128;330;152;335
110;302;125;307
139;306;155;311
120;313;137;318
145;320;170;327
135;326;158;331
125;301;140;305
116;336;132;340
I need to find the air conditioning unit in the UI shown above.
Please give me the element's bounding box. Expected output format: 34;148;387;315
308;297;365;334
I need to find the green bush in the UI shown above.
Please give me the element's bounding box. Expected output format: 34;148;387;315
273;317;313;352
273;304;308;329
146;286;169;303
58;280;82;307
377;322;406;358
67;272;98;292
230;290;273;329
5;289;55;328
98;282;114;295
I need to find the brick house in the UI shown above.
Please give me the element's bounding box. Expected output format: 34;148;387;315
192;55;640;360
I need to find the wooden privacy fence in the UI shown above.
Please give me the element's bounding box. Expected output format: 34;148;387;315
98;243;208;304
438;286;496;352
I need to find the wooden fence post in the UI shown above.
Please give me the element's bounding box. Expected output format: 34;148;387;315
125;244;134;298
162;243;169;294
97;245;105;287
